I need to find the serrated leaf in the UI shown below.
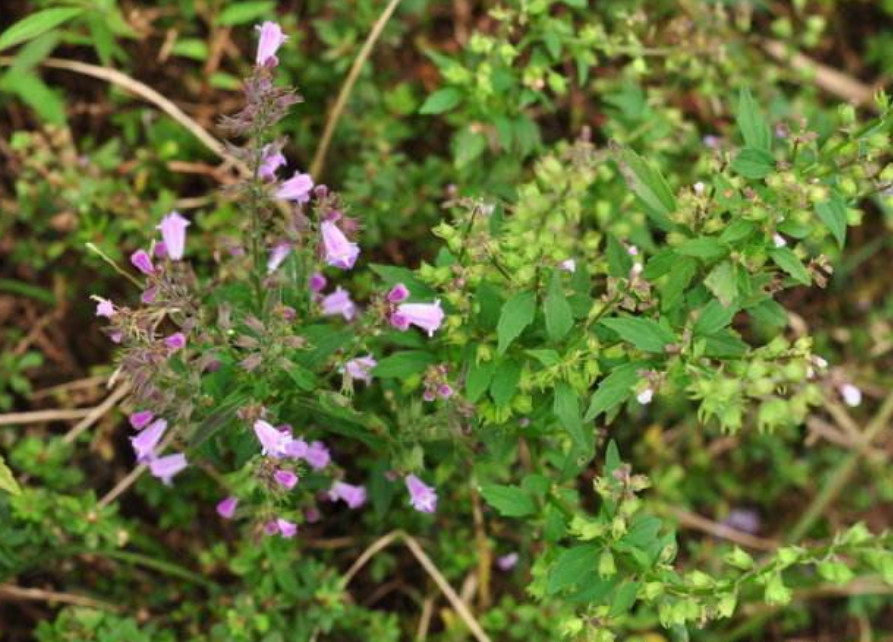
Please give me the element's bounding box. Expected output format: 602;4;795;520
544;273;574;342
490;359;521;407
0;8;83;52
373;351;435;378
612;144;677;229
554;382;587;451
676;237;729;262
769;247;811;285
816;195;847;249
737;88;772;151
548;544;600;594
693;299;738;337
732;147;775;179
609;581;640;616
497;291;536;354
0;454;21;496
585;363;643;421
704;260;738;307
465;359;495;402
479;484;537;517
453;128;487;167
599;317;675;353
419;87;462;114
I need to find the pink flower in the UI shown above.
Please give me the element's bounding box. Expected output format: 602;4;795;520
497;552;519;571
130;249;155;275
110;330;123;344
304;507;321;523
304;441;331;470
148;453;188;485
387;283;410;303
276;518;297;538
274;469;299;490
165;332;186;351
141;287;158;305
437;383;453;399
93;296;115;318
259;145;286;181
390;301;444;337
255;21;287;67
130;418;167;463
157;211;190;261
309;272;327;293
153;242;167;259
129;410;154;430
321;287;357;321
217;495;238;519
559;259;576;273
405;474;437;513
284;438;309;459
267;243;291;274
341;355;377;384
328;481;367;509
320;220;360;270
254;419;290;458
276;172;314;203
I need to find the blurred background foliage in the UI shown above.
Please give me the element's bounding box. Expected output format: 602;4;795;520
1;0;893;640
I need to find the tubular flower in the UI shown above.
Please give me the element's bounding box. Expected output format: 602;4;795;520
390;301;444;337
405;474;437;513
320;220;360;270
157;211;190;261
341;355;377;384
130;418;167;463
253;419;290;458
130;249;155;275
129;410;154;430
276;172;314;203
149;453;188;485
304;441;331;470
274;469;299;490
93;297;115;318
321;287;357;321
259;145;286;181
267;243;291;274
217;496;238;519
255;21;287;67
328;481;367;509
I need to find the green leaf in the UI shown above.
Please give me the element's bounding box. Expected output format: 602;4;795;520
419;87;462;114
548;544;600;594
605;235;633;277
599;317;675;353
0;8;84;51
544;273;574;342
373;351;436;378
676;237;729;262
609;581;640;616
490;359;521;407
612;145;677;229
465;360;495;402
554;382;587;451
737;88;772;151
453;128;487;168
0;71;66;124
0;454;21;496
497;291;536;354
768;247;811;285
732;147;775;179
816;195;847;249
693;299;737;337
585;363;643;421
217;2;277;26
479;484;537;517
704;260;738;307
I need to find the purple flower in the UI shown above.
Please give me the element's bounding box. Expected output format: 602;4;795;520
309;272;327;293
141;287;158;305
405;474;437;513
267;243;291;274
387;283;410;303
259;145;286;181
165;332;186;351
284;438;309;459
437;383;453;399
320;220;360;270
722;508;761;535
129;410;154;430
304;507;321;523
149;453;188;485
274;469;299;490
110;330;123;344
328;481;367;509
321;287;357;321
304;441;331;470
497;552;519;571
153;242;167;259
342;355;377;384
130;249;155;275
276;172;314;203
130;418;167;463
157;211;190;261
254;419;290;458
255;21;287;67
94;297;115;318
390;301;444;337
276;518;298;538
217;495;238;519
